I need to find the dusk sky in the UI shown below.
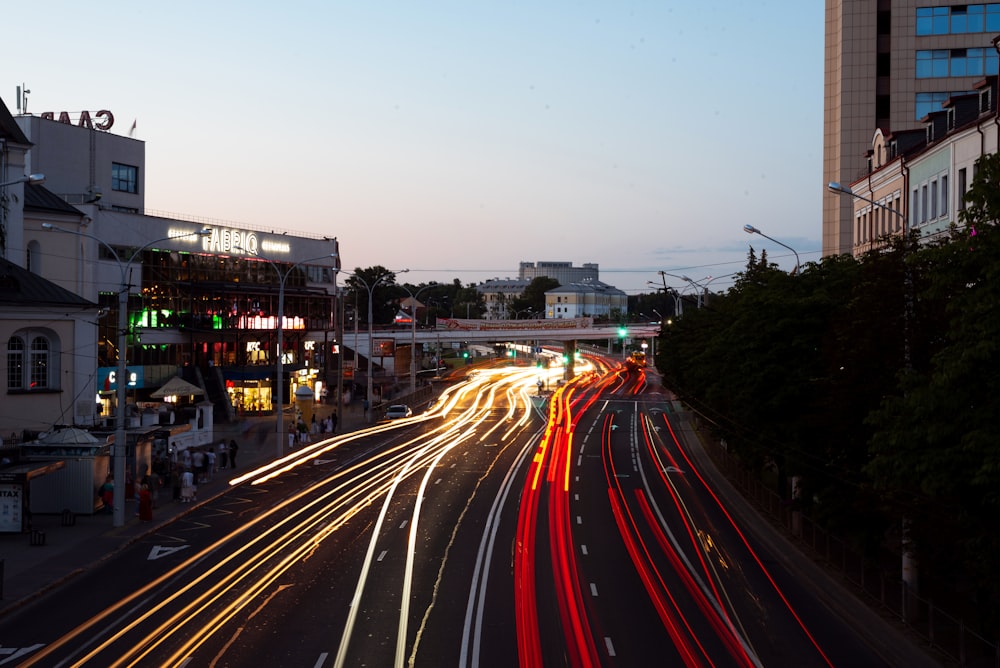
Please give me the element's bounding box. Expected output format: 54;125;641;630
8;2;823;295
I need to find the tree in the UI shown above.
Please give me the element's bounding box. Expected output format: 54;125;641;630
343;266;402;325
509;276;558;316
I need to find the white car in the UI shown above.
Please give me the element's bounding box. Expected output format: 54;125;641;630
384;404;413;419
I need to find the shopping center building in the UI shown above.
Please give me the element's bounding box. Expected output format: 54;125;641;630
15;111;342;426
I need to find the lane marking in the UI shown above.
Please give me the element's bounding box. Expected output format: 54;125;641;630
148;545;191;560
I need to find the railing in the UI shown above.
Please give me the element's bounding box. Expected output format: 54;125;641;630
701;433;1000;667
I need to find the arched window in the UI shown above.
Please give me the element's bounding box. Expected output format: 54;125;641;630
30;336;49;389
7;336;24;390
6;329;60;392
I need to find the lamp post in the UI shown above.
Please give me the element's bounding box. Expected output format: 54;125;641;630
0;173;45;188
743;224;801;275
829;180;916;603
241;250;339;458
397;283;437;393
346;270;409;421
43;223;210;527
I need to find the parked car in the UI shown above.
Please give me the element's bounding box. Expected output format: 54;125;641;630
385;404;413;419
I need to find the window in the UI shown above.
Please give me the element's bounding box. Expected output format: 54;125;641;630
931;179;938;219
112;163;138;193
7;336;24;390
7;330;59;392
916;49;999;80
916;90;979;120
941;175;949;216
958;168;967;211
917;4;1000;35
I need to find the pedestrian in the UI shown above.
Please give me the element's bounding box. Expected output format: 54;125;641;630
228;439;239;469
99;475;114;514
330;410;338;433
288;423;296;449
138;483;153;521
192;447;206;483
206;448;215;481
180;469;196;503
311;414;319;437
217;440;228;469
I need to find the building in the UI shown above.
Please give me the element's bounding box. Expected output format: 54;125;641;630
843;76;998;252
13;110;341;428
478;261;604;319
823;1;1000;257
544;279;627;320
0;97;101;439
518;261;598;285
476;278;532;319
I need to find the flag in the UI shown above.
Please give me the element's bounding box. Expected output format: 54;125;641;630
129;119;137;137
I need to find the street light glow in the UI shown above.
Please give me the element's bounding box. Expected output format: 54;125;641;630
43;223;211;527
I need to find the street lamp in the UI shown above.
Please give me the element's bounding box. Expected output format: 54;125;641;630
0;173;45;188
829;180;916;599
397;282;437;393
239;249;339;458
43;223;210;527
743;224;801;275
346;270;409;420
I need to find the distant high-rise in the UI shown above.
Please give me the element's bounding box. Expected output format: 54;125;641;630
823;0;999;256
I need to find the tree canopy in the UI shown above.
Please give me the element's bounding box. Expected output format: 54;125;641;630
655;152;1000;626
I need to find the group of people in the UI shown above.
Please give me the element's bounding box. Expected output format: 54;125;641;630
287;411;338;448
175;439;239;503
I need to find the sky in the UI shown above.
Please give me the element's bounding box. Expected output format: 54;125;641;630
7;1;824;295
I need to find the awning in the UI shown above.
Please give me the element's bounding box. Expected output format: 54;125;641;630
150;376;205;398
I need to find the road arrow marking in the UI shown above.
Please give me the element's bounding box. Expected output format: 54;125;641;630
0;645;45;665
148;545;191;560
664;466;685;474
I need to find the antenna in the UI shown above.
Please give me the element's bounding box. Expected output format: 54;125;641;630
16;84;30;114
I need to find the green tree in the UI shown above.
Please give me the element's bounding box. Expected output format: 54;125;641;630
343;266;402;325
509;276;558;317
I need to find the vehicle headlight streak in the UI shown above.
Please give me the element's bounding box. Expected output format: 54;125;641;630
27;370;535;667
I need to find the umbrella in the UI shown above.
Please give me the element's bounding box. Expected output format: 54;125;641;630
150;376;205;399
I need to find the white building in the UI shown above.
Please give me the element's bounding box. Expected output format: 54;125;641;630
545;279;627;320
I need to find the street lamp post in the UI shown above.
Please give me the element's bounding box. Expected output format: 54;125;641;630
43;223;210;527
397;283;437;393
346;270;409;421
242;250;339;458
743;224;801;275
828;180;915;602
0;173;45;188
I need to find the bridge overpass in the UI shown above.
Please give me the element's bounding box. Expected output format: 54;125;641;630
329;318;661;372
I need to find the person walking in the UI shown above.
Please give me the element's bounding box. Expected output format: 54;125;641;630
228;439;239;469
217;440;228;469
99;475;114;514
288;423;296;450
138;483;153;521
330;410;338;433
180;469;196;503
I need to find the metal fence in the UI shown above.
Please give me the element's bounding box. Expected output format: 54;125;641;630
702;437;1000;667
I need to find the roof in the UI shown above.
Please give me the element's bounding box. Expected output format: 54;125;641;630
0;97;30;145
0;256;97;308
24;183;84;216
545;279;625;296
150;376;205;398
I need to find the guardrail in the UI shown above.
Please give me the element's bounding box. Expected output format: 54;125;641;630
700;429;998;667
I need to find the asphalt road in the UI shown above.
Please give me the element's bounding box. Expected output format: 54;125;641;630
0;359;939;667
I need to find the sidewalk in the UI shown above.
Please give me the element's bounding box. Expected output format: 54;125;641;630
0;402;370;616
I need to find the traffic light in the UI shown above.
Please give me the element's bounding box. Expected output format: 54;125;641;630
618;326;627;338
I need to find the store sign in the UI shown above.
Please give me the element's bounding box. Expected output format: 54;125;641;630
204;228;259;255
40;109;114;130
